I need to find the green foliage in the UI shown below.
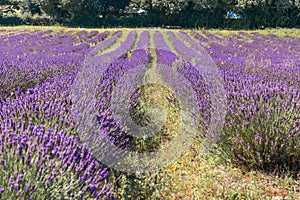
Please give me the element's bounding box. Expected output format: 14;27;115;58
62;0;104;25
34;0;104;25
0;0;299;31
237;0;300;28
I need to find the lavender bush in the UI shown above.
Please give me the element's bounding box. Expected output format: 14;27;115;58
0;29;117;199
0;27;299;200
189;30;300;177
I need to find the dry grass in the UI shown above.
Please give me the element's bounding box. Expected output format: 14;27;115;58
209;28;300;38
158;138;300;200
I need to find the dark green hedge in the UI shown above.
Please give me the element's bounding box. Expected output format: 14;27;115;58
0;6;299;29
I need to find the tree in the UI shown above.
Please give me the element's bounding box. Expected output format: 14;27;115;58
236;0;300;28
101;0;131;16
34;0;104;25
62;0;104;25
35;0;69;22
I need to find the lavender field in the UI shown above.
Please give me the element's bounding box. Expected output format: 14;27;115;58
0;27;299;199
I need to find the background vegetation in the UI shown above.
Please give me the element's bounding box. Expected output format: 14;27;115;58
0;0;299;29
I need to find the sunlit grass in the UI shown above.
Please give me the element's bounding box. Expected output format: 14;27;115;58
159;138;300;199
209;28;300;38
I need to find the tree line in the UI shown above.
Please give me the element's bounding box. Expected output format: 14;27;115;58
0;0;299;29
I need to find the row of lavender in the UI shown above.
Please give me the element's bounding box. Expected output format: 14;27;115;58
0;28;217;198
192;30;300;86
0;29;151;199
142;29;299;176
0;29;109;97
178;30;300;176
0;27;299;199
